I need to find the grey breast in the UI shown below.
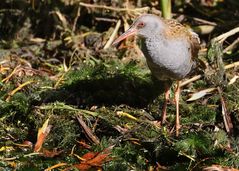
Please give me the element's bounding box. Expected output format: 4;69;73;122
140;36;193;81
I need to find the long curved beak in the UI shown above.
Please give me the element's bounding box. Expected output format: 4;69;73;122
112;28;137;46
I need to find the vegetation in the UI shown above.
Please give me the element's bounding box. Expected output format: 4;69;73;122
0;0;239;170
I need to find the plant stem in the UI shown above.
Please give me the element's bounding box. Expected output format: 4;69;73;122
160;0;172;19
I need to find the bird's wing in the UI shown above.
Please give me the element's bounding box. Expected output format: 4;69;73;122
165;19;201;59
189;31;200;59
188;31;207;71
165;19;205;71
164;19;187;38
165;19;201;56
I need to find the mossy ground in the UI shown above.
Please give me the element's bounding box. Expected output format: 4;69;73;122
1;51;239;170
1;0;239;170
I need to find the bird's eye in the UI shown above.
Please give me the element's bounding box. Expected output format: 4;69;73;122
137;22;145;28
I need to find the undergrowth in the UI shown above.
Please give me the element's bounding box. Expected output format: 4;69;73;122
1;58;239;170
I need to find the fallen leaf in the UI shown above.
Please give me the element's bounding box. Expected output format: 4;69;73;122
187;88;216;102
34;118;52;152
77;140;91;149
81;152;98;160
41;148;63;158
85;153;111;166
73;147;113;170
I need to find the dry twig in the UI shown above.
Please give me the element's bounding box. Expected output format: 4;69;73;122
6;80;35;102
180;61;239;87
79;2;149;13
214;27;239;43
2;65;21;83
104;20;121;49
217;87;233;134
223;37;239;53
73;5;81;32
193;17;217;26
180;75;202;87
76;115;100;145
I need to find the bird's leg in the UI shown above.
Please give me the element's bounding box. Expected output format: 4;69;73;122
175;81;181;136
161;85;170;124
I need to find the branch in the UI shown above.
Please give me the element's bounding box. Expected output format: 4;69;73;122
180;61;239;87
223;37;239;53
79;2;149;13
104;20;121;49
214;27;239;43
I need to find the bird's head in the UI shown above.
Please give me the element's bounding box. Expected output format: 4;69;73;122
112;14;165;45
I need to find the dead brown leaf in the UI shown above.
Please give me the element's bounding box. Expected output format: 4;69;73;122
77;140;92;149
41;148;63;158
34;118;52;152
73;147;113;170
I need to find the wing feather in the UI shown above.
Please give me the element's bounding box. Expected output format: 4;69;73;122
164;19;205;71
189;31;200;59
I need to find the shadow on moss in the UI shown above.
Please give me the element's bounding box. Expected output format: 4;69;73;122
40;68;170;108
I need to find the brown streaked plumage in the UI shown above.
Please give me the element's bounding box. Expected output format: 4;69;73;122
112;14;201;136
164;19;201;65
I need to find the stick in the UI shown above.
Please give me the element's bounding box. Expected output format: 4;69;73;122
95;17;118;22
76;115;100;145
6;80;35;102
79;2;149;13
223;37;239;53
2;65;20;83
217;86;233;134
180;61;239;87
214;27;239;43
180;75;202;87
103;20;121;49
224;61;239;69
192;17;217;26
72;5;81;32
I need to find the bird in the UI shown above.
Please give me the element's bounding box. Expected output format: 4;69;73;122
112;14;201;136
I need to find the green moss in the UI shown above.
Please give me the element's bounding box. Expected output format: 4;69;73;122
181;104;217;124
175;131;213;158
1;52;239;170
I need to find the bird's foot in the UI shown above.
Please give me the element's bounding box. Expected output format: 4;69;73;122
170;124;181;136
161;117;170;125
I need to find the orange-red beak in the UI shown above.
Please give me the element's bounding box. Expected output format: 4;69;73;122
112;28;137;45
